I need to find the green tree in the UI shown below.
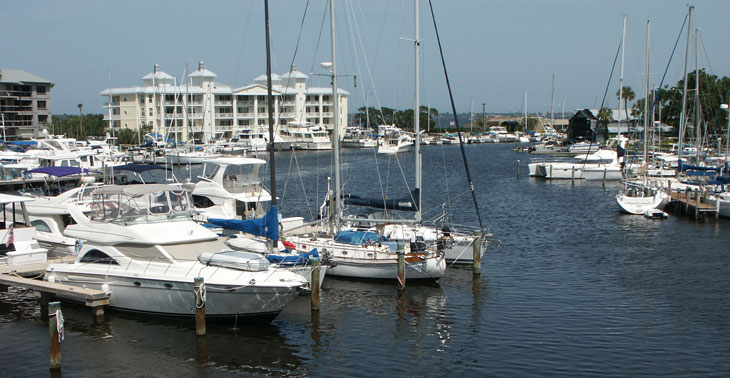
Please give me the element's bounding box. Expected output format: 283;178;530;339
616;86;635;122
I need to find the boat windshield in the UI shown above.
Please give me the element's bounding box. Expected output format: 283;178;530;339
90;187;193;224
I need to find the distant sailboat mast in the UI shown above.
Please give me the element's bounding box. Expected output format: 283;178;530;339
643;19;650;163
678;5;693;163
694;27;701;161
618;14;626;136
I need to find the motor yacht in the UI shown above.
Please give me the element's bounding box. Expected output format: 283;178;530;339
46;184;306;320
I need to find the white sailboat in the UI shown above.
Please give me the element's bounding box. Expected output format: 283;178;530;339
319;0;444;279
616;20;669;217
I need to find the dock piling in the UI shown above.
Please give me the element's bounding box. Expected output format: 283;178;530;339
716;197;721;219
310;257;321;311
695;191;701;219
516;160;520;177
48;301;62;371
473;231;482;277
397;244;406;290
571;167;575;185
194;277;206;336
602;168;607;187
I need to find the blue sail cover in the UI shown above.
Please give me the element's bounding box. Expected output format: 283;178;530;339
678;160;722;172
265;248;318;267
26;166;89;177
343;189;420;212
207;205;279;240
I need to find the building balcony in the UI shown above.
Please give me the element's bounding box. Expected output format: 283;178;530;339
216;101;233;106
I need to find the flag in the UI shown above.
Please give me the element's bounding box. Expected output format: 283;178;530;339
5;224;14;247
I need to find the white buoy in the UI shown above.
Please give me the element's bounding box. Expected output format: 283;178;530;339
101;283;110;293
47;275;56;283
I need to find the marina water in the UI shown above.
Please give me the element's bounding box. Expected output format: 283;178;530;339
2;143;729;376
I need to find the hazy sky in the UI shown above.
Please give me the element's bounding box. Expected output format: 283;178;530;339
3;0;729;116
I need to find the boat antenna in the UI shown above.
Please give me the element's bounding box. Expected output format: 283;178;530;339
427;0;484;233
265;0;278;247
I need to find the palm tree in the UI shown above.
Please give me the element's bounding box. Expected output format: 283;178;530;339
77;103;83;139
616;86;635;128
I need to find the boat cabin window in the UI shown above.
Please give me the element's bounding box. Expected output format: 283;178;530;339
80;249;119;265
199;164;220;180
31;220;52;233
0;202;28;229
91;189;193;224
192;195;215;209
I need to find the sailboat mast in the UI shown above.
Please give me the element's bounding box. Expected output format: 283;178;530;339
331;0;342;230
619;14;626;136
414;0;422;222
550;74;555;126
678;5;693;163
524;90;527;132
264;0;278;247
695;28;701;161
644;19;650;162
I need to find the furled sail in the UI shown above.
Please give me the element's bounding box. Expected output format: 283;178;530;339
342;189;419;212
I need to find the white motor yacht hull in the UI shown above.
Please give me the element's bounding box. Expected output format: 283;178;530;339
583;166;623;181
47;263;302;319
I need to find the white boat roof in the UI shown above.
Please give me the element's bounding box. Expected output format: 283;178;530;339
0;193;35;204
205;157;267;166
94;184;189;196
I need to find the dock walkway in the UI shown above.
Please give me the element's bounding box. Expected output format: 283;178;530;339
668;191;720;218
0;259;110;315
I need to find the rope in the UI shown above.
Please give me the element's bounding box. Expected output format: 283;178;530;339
49;309;64;343
194;282;207;309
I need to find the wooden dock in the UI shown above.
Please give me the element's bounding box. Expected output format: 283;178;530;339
0;259;110;316
668;191;720;219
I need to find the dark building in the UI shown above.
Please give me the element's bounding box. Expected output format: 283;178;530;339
566;109;607;143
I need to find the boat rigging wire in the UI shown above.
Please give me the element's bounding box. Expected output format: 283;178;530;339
427;0;484;233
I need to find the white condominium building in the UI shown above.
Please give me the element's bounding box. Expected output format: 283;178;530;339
100;62;348;142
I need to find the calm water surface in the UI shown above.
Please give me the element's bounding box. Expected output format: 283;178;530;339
1;143;729;377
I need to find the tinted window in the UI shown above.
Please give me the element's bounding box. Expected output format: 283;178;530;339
31;220;51;232
79;249;119;265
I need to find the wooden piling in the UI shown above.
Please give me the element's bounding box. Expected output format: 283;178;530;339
602;168;607;187
48;301;62;371
571;167;575;185
310;257;321;311
194;277;206;336
516;160;520;177
685;190;690;213
473;231;482;277
397;244;405;290
716;197;721;219
695;191;701;219
549;165;553;179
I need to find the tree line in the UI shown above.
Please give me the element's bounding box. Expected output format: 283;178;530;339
50;114;148;145
600;69;730;137
352;106;439;132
